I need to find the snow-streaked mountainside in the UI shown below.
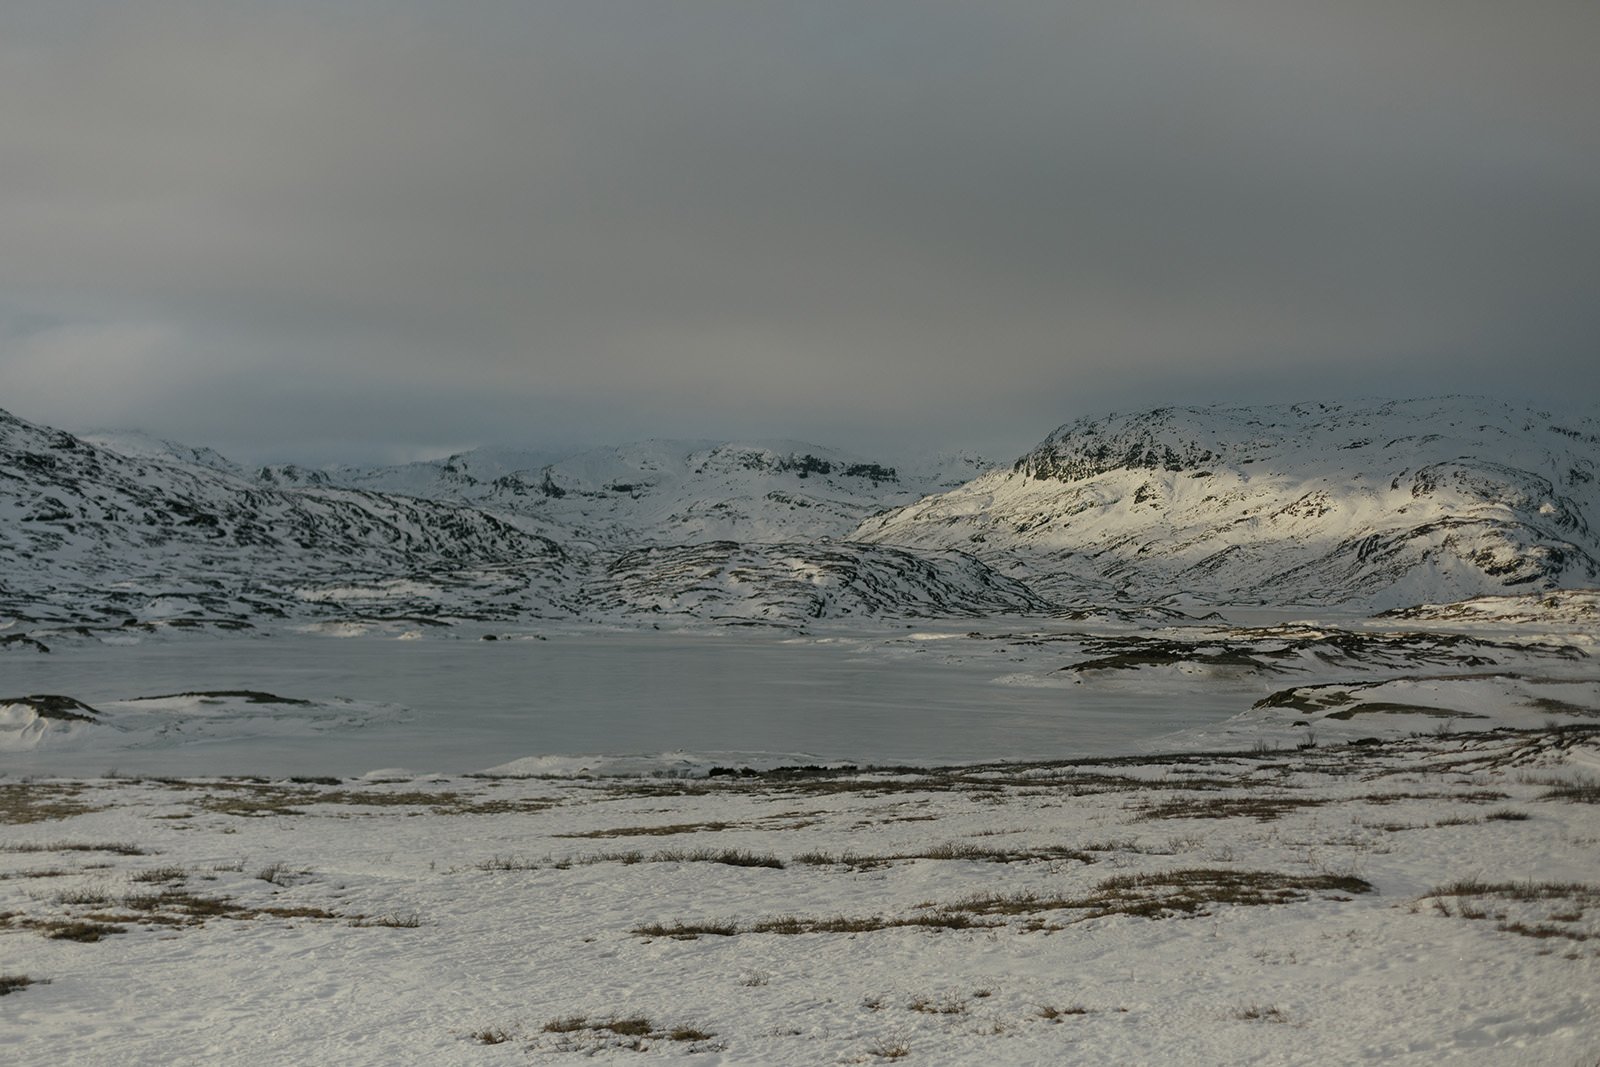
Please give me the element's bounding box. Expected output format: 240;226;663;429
5;397;1599;634
0;408;576;631
1;407;1008;631
589;541;1050;623
77;430;245;478
854;398;1600;609
259;439;992;545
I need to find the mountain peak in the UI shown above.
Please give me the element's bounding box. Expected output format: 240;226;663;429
860;397;1600;608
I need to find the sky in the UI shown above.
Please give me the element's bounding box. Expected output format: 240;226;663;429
2;1;1596;466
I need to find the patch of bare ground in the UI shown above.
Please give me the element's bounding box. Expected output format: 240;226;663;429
1418;880;1600;945
590;760;1263;801
956;868;1371;924
1036;1004;1094;1021
0;842;148;855
10;919;126;942
1135;794;1326;822
632;868;1372;938
1233;1004;1290;1023
0;868;75;881
557;809;829;838
793;842;1097;868
1;868;363;942
558;820;740;838
182;780;558;818
0;974;49;995
1543;780;1600;804
1422;725;1600;773
537;1015;718;1053
478;847;785;871
348;911;423;928
0;784;105;825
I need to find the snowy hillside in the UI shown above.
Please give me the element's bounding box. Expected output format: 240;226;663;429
586;541;1050;623
0;408;576;631
2;409;1013;632
9;398;1599;632
1377;589;1600;627
78;430;245;478
259;439;994;546
854;398;1600;609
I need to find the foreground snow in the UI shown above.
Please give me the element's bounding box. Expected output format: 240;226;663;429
2;727;1596;1066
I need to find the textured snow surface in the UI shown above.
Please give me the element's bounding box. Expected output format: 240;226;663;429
2;727;1597;1066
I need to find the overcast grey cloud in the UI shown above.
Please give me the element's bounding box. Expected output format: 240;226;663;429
1;1;1596;464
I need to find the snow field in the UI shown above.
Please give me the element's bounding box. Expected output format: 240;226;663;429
2;729;1597;1065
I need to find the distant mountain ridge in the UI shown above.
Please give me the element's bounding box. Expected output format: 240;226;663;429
4;397;1596;634
256;438;993;547
853;398;1600;609
0;407;1010;632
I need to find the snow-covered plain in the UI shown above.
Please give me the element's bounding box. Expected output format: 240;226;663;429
1;713;1596;1065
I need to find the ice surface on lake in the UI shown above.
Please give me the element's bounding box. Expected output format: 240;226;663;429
0;631;1250;776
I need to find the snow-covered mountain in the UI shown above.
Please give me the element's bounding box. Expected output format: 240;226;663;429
7;397;1598;633
0;408;575;631
78;430;245;478
259;439;993;546
853;398;1600;609
1;408;1006;632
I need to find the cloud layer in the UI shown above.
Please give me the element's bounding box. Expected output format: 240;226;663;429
3;1;1596;463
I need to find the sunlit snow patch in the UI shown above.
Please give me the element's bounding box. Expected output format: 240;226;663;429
0;695;107;751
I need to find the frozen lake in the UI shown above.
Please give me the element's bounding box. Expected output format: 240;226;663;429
2;630;1252;776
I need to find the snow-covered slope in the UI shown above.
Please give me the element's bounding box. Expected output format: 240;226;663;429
585;541;1050;624
2;409;1018;631
1377;589;1600;627
260;439;993;546
13;398;1600;630
79;430;245;478
0;408;576;629
854;398;1600;609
